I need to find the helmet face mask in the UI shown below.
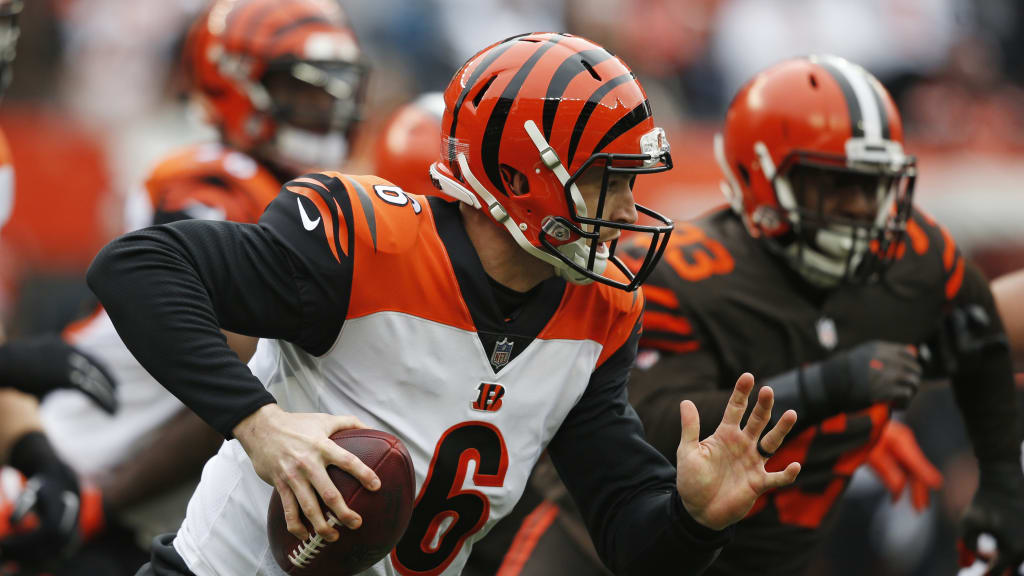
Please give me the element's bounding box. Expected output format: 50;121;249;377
432;33;675;292
769;150;916;286
547;141;674;290
261;60;366;135
256;59;367;173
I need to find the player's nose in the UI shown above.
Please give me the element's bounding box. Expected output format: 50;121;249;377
605;180;638;225
836;187;876;221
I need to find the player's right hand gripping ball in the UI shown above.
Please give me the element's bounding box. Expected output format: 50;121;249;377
267;429;415;575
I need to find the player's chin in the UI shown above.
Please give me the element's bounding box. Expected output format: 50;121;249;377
588;239;615;256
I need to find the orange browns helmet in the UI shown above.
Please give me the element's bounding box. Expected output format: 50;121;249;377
185;0;367;175
374;92;445;196
430;32;674;292
716;55;916;288
145;143;281;225
0;0;21;101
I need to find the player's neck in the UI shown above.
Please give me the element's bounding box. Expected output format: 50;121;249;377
459;202;555;293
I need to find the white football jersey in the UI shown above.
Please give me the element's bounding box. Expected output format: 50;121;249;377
172;174;643;576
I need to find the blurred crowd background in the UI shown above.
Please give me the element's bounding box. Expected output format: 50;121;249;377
1;1;1022;575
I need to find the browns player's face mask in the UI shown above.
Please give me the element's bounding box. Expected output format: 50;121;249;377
256;61;367;175
773;154;916;288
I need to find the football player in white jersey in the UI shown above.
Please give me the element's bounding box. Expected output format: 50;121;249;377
90;32;802;576
0;0;369;573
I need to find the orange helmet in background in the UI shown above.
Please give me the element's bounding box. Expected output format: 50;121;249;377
373;92;445;196
184;0;368;175
431;32;673;291
0;0;21;101
716;55;916;287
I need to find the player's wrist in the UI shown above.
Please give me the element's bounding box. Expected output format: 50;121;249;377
817;349;857;412
762;363;834;427
672;491;732;539
232;402;283;448
977;460;1024;491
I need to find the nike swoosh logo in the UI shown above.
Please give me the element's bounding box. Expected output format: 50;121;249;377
297;197;321;231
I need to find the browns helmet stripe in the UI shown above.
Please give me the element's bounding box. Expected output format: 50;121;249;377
866;77;892;139
481;36;564;195
592;100;652;155
542;48;615;140
446;37;523;172
837;61;885;141
818;56;891;142
816;59;864;138
565;72;635;167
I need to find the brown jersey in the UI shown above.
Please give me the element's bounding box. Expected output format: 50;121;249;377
624;205;966;575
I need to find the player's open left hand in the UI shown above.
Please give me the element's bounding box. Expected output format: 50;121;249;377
232;404;381;543
675;373;801;531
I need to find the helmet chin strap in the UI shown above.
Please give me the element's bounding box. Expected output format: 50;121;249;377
428;131;607;285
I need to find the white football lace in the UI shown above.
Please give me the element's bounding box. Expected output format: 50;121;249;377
288;512;340;568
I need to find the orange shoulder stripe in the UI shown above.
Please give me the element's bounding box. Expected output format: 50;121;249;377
643;310;692;336
939;224;957;272
904;218;929;255
945;256;964;301
642;284;680;311
286;178;347;261
639;338;699;354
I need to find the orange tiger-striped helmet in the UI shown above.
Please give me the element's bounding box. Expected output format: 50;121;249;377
185;0;367;174
430;32;673;291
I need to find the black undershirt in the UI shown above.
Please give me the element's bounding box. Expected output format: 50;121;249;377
487;275;540;323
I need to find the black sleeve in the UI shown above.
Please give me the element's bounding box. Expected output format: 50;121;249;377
947;261;1022;465
547;318;731;576
87;178;354;438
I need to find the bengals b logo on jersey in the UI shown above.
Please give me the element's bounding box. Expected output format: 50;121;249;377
472;383;505;413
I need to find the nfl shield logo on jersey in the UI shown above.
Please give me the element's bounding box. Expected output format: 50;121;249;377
490;338;514;369
816;317;838;351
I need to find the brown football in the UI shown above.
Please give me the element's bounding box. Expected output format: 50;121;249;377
267;428;415;575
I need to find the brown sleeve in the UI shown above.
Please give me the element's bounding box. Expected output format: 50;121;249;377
628;346;728;460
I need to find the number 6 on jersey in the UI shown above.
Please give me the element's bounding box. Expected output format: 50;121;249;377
392;422;508;575
374;184;422;214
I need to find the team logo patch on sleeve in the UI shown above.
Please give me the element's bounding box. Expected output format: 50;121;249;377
490;338;514;369
472;383;505;412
